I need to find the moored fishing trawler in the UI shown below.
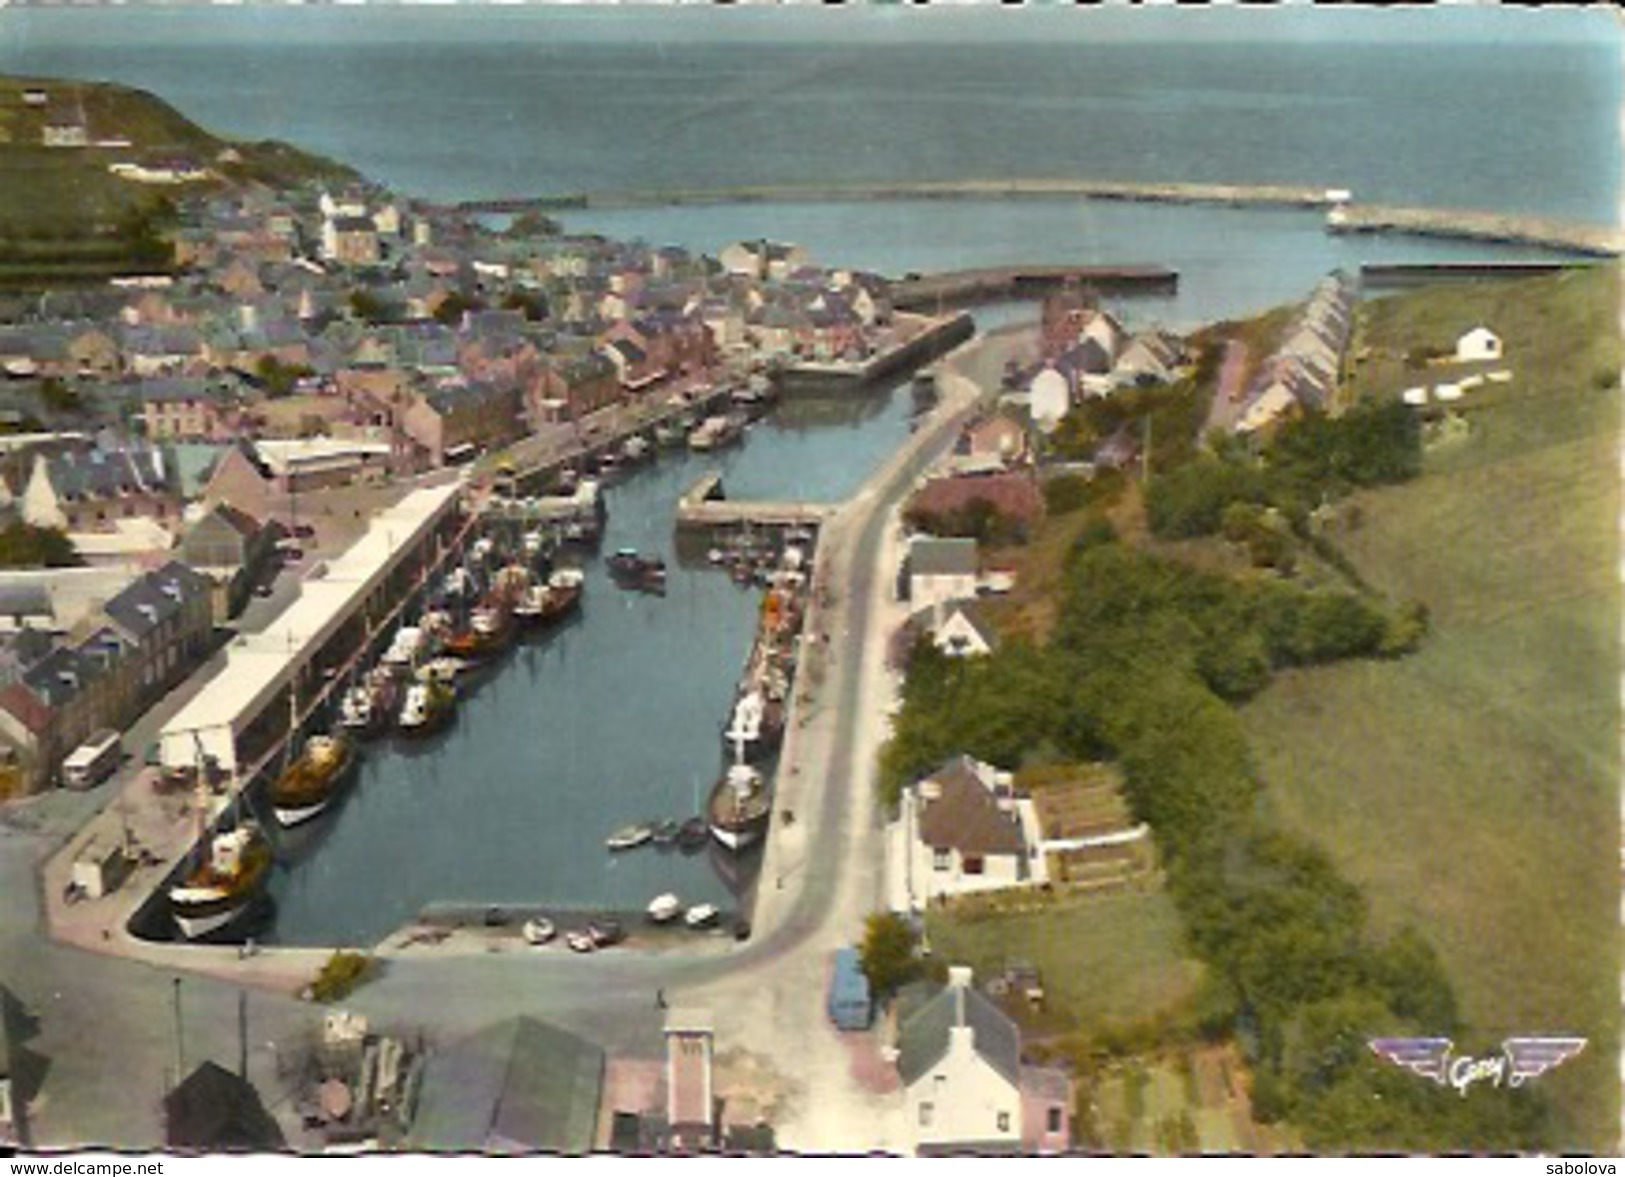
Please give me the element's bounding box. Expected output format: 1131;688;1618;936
514;567;585;628
398;678;455;736
169;821;272;940
707;757;771;851
339;669;398;739
721;689;784;764
442;600;516;662
270;733;359;827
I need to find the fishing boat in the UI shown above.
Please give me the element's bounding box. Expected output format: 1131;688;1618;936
416;657;465;685
269;733;359;827
381;626;429;676
338;684;377;735
684;904;719;929
677;816;710;853
398;679;455;736
442;603;514;662
721;690;783;762
522;917;556;946
606;822;655;851
338;670;397;738
522;530;547;559
646;893;682;924
651;819;681;847
606;549;667;592
708;759;771;852
515;568;585;628
622;434;652;464
169;822;272;940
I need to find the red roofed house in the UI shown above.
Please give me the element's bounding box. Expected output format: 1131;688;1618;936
906;472;1043;541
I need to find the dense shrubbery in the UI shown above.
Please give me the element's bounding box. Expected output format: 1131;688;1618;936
880;534;1545;1149
1146;400;1422;542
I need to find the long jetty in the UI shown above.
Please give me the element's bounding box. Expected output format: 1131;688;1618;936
1330;204;1623;258
431;178;1623;258
891;265;1177;310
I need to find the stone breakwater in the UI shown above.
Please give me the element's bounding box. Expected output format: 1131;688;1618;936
447;179;1622;258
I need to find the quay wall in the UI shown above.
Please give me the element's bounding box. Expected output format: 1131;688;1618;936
778;311;974;394
892;265;1178;311
1332;204;1623;258
1359;259;1604;287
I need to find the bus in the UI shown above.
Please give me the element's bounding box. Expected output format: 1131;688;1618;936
62;730;122;790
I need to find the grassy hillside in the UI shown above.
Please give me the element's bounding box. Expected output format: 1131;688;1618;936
0;75;356;278
1241;263;1621;1150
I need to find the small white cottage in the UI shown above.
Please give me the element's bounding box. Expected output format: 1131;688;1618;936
1455;326;1503;363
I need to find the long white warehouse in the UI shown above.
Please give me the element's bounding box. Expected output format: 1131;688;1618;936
159;482;463;775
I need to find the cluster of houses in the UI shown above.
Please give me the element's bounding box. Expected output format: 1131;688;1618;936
0;185;900;477
1232;271;1357;435
1023;287;1189;430
0;560;212;795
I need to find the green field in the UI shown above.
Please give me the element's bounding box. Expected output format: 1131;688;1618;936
1241;264;1621;1150
924;888;1204;1037
0;74;354;277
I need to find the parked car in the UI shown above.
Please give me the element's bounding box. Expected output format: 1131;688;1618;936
292;523;316;539
587;919;624;947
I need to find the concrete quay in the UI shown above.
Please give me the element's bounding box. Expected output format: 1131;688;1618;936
892;264;1178;311
777;311;973;394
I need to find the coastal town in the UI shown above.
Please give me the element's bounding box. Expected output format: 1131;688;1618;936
0;41;1618;1161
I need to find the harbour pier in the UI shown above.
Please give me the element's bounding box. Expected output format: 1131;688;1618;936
674;472;835;542
891;264;1179;311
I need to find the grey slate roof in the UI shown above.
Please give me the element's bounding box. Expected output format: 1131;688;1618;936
910;537;979;578
897;981;1022;1089
103;562;209;643
413;1016;604;1153
164;1060;286;1151
43;445;175;503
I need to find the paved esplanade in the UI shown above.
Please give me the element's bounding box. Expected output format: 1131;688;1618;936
0;328;1034;1150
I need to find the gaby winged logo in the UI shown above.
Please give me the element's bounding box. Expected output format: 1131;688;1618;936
1368;1036;1587;1096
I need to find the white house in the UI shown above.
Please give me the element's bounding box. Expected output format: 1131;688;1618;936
1028;367;1071;431
930;600;997;659
894;755;1041;911
906;536;978;613
899;967;1023;1153
1455;326;1503;363
897;967;1073;1155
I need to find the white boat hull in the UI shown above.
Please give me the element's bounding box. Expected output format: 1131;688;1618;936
172;900;253;941
273;798;330;827
709;822;762;851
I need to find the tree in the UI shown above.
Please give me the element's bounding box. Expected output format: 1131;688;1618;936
0;521;81;568
859;912;920;999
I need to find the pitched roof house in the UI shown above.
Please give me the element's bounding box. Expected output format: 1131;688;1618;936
897;967;1071;1155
